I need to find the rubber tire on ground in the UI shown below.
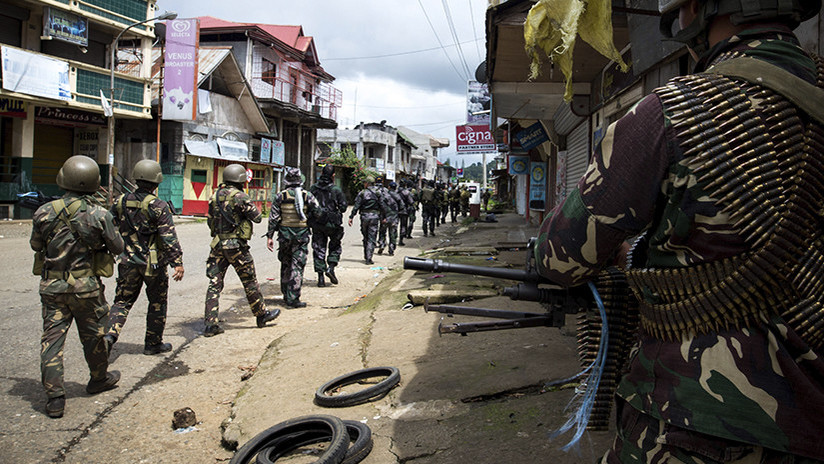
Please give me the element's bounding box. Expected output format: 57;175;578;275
314;367;401;408
255;420;373;464
229;415;349;464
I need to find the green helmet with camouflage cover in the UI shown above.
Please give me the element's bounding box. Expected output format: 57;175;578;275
659;0;820;58
56;155;100;193
133;159;163;184
223;164;247;184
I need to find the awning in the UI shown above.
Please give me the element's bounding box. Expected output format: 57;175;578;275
217;138;249;159
184;140;220;157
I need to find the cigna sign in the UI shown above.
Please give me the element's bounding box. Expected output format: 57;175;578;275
456;124;495;154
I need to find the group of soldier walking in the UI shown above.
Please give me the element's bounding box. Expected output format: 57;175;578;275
28;154;475;419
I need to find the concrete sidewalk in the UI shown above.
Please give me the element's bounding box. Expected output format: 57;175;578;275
223;212;615;463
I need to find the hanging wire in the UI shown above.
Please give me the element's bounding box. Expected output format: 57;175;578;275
441;0;473;78
418;0;468;82
549;281;609;451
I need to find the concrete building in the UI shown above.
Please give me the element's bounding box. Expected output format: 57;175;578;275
0;0;160;218
396;126;449;181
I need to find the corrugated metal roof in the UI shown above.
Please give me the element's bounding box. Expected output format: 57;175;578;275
397;131;418;149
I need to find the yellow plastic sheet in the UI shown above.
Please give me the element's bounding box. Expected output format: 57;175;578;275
525;0;628;101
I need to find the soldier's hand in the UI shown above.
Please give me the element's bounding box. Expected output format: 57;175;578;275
348;218;353;227
267;237;275;252
172;265;184;281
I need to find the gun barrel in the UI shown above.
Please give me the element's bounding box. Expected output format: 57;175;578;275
403;256;536;282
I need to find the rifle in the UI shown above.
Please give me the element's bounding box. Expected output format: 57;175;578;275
16;192;61;211
402;238;592;335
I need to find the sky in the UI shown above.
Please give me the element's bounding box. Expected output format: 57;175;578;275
158;0;493;166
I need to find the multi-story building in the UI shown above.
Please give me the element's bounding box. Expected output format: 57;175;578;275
0;0;160;218
397;126;449;181
197;16;341;185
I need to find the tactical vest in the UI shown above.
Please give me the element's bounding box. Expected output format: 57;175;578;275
209;187;252;247
625;55;824;348
358;188;380;212
116;193;160;275
280;190;308;228
420;187;434;203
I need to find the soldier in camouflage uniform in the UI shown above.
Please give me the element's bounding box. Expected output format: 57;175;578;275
460;185;471;217
205;164;278;336
397;179;415;245
105;160;184;356
377;180;401;255
30;156;123;418
266;167;320;308
534;0;824;461
406;180;418;239
348;176;386;265
419;180;437;237
448;184;461;222
309;164;347;287
439;183;449;224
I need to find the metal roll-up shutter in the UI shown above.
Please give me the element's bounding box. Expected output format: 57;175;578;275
565;121;590;198
553;103;584;136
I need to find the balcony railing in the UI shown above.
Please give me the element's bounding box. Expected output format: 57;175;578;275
250;67;341;121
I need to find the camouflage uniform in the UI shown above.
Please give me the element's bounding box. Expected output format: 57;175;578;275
30;193;124;400
398;183;415;244
350;185;386;263
419;183;436;236
267;183;320;306
481;189;491;211
449;187;460;222
377;185;401;254
205;184;267;328
406;186;419;239
460;187;470;217
535;29;824;461
309;175;347;275
107;189;183;347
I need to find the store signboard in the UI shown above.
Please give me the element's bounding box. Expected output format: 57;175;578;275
0;97;27;118
529;161;547;211
261;138;272;163
1;46;71;101
163;19;199;120
515;122;549;151
271;140;285;165
43;7;88;46
456;124;495;154
509;155;529;176
35;106;105;127
75;129;100;158
466;80;491;126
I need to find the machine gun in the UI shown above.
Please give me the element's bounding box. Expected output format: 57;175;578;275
402;238;592;335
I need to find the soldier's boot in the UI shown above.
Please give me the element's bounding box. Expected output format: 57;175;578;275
377;246;384;255
286;300;307;308
398;239;405;246
318;273;326;287
256;309;280;328
325;266;338;285
46;396;65;418
204;324;225;337
143;342;172;356
86;370;120;395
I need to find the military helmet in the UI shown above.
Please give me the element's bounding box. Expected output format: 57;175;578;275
285;167;304;187
133;159;163;184
364;175;375;184
56;155;100;193
389;181;397;189
223;164;247;184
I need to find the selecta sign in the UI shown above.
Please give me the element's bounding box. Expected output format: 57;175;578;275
456;124;496;154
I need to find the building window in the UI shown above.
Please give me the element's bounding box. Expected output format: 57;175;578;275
387;147;394;163
262;58;277;86
249;169;265;188
191;169;207;183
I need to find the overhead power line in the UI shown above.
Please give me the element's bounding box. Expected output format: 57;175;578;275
441;0;473;78
324;38;482;61
417;0;468;82
468;0;483;63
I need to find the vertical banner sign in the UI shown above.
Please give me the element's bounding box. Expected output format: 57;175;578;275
466;80;491;126
529;161;547;211
456;125;496;154
163;19;199;121
271;140;285;166
260;138;272;163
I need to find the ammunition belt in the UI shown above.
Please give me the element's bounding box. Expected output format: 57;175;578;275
628;54;824;347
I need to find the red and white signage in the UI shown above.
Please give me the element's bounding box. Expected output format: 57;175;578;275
456;124;495;154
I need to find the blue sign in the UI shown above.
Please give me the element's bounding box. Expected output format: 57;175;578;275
529;161;547;211
509;155;529;175
515;122;549;151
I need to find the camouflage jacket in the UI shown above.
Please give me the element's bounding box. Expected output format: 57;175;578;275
207;184;261;250
534;28;824;459
350;186;387;220
309;180;347;229
398;187;415;215
112;190;183;268
30;193;124;294
267;187;320;237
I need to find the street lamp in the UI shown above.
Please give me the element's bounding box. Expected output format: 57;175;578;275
107;10;177;205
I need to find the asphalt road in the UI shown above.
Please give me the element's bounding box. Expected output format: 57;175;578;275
0;209;410;463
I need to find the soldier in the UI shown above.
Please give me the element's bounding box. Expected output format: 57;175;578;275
449;184;461;222
406;179;419;239
481;188;491;212
205;164;278;336
30;155;124;418
533;0;824;460
460;185;471;217
348;176;386;265
308;164;347;287
432;182;443;227
376;180;400;255
104;160;184;356
419;180;436;237
266;167;320;308
397;179;415;246
439;183;449;225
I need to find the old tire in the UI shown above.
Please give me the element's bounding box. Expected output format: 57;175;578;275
229;415;349;464
314;367;400;408
255;420;373;464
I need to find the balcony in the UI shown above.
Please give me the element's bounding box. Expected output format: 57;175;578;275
251;66;341;122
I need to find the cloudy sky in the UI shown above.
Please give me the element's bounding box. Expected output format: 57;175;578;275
158;0;492;166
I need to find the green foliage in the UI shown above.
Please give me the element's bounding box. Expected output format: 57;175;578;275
325;144;379;193
458;159;498;182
